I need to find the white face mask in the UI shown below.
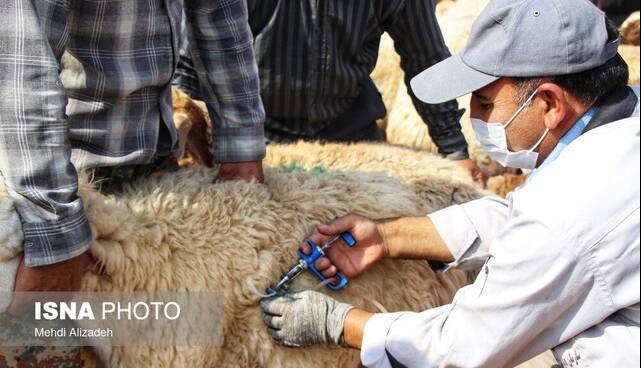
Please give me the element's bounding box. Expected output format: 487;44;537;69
471;90;550;170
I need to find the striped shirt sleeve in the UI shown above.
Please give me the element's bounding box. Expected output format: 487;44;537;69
0;0;92;267
184;0;266;163
384;0;469;158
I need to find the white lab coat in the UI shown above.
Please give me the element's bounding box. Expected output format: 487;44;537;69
360;115;640;367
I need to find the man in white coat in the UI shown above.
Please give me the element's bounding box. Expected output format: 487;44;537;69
261;0;640;367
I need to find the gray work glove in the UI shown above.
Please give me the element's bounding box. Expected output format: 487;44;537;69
260;290;353;347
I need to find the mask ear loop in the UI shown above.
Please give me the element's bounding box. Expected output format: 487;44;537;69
504;89;538;129
503;89;549;152
529;127;550;152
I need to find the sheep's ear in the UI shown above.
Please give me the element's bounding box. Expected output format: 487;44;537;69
185;107;213;168
173;112;193;160
172;87;213;168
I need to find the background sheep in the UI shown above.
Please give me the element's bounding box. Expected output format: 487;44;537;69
619;45;640;85
620;11;640;46
486;173;527;199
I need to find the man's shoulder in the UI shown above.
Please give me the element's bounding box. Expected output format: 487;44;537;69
572;115;639;151
514;118;640;246
529;116;639;194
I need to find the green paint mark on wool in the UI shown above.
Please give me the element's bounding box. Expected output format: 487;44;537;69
286;162;327;174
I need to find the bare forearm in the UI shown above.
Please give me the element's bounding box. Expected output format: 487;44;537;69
343;218;452;350
377;217;453;262
343;308;374;349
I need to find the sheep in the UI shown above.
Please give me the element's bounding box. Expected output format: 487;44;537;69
487;173;527;199
265;141;484;208
172;88;213;168
620;11;640;46
0;139;486;367
619;45;640;86
618;12;640;86
434;0;491;54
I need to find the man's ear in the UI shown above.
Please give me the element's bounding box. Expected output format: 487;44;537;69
535;82;567;130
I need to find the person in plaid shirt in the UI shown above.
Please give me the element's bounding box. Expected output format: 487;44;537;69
0;0;265;294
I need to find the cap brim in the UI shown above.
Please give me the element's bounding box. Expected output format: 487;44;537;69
410;54;499;104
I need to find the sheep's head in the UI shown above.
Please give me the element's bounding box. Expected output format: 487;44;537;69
172;87;213;168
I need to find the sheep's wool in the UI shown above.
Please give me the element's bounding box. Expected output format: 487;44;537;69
620;11;640;46
0;141;483;367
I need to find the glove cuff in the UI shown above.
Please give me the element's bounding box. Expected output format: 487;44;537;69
327;301;354;346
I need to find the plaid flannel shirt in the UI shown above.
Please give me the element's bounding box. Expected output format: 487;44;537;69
0;0;265;267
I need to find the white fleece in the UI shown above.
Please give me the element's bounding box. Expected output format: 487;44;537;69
0;195;23;312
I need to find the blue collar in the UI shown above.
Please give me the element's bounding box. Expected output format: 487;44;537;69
526;106;598;183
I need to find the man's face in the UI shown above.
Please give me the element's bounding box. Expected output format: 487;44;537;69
470;78;545;153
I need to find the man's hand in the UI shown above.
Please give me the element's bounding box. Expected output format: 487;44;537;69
13;251;96;292
15;252;96;292
9;251;97;313
261;290;353;347
300;215;387;280
216;160;264;183
453;158;486;188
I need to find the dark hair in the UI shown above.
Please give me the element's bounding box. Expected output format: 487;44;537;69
513;20;629;106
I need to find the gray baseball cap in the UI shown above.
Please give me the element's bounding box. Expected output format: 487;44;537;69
411;0;620;104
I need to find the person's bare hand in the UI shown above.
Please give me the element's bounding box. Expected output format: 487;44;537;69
216;160;265;183
453;158;486;188
300;214;386;279
9;251;97;313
